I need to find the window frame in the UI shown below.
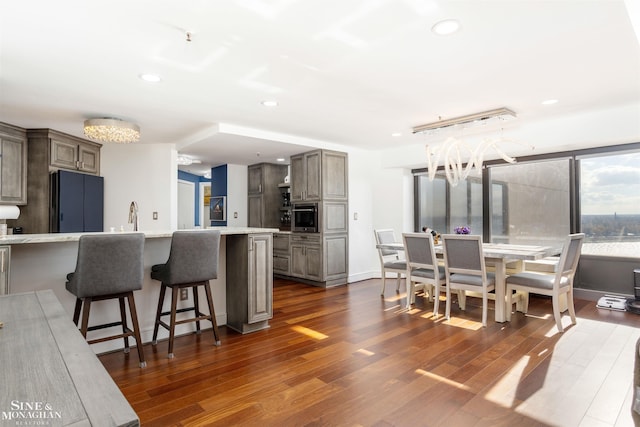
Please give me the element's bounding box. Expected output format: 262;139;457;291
413;142;640;242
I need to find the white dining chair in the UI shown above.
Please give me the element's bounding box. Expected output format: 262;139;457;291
402;232;446;314
442;234;495;327
374;229;406;295
506;233;585;332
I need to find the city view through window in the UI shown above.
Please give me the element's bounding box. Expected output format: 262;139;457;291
580;152;640;243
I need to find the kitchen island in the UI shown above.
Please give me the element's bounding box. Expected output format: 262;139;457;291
1;227;276;354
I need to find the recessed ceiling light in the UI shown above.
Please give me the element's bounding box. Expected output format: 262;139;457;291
542;99;558;105
432;19;460;36
391;132;402;137
139;73;162;83
276;158;285;162
261;100;279;107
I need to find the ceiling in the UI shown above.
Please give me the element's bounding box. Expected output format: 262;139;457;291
1;1;639;176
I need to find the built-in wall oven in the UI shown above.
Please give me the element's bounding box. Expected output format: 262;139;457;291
292;203;318;233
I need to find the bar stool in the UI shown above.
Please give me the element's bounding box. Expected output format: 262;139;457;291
66;233;146;368
151;230;221;358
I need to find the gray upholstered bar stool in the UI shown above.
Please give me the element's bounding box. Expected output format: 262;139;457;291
66;233;146;368
151;230;221;358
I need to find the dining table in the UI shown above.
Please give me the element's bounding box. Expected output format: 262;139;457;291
376;240;555;323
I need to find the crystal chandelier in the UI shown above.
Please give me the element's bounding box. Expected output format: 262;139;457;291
84;118;140;143
413;108;532;186
425;136;522;186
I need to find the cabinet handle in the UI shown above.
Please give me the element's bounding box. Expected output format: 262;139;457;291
259;184;262;192
1;250;4;273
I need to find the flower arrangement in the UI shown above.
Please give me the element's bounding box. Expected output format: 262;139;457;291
454;226;471;234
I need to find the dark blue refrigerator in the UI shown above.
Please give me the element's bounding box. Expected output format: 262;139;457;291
50;170;104;232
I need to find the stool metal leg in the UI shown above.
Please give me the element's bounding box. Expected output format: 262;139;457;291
119;297;131;353
168;286;179;359
204;282;221;346
126;292;146;368
192;285;201;334
152;284;167;345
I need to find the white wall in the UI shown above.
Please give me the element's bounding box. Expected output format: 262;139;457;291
345;148;415;283
345;149;376;282
100;143;176;232
226;164;248;227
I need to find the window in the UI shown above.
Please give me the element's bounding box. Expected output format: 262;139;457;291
415;174;482;237
413;143;640;250
579;152;640;243
489;159;570;247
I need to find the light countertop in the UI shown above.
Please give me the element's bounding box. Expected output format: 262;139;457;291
0;227;280;245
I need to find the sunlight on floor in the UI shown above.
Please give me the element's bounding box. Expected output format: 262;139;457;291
444;317;484;331
484;355;530;407
416;369;471;391
291;325;328;340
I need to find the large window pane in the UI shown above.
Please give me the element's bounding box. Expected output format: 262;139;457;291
489;159;570;246
580;152;640;244
416;175;446;233
416;174;483;237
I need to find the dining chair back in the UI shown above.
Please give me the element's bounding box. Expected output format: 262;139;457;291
374;229;406;295
506;233;584;332
402;232;445;314
441;234;495;327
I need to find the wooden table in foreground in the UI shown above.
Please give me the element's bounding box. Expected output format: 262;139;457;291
0;290;138;426
376;241;553;323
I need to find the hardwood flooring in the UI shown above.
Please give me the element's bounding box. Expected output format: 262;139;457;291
100;278;640;426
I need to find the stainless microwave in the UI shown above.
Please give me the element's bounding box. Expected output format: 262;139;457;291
292;203;318;233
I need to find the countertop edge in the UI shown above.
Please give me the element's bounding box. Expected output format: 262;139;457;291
0;227;280;245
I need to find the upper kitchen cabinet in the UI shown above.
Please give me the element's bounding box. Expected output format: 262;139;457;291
49;133;101;175
290;150;347;202
0;123;27;205
14;129;102;234
247;163;287;228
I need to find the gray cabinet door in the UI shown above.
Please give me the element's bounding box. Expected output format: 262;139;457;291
248;195;262;227
323;202;348;233
305;244;323;281
248;234;273;323
0;246;10;295
290;243;306;278
290;151;321;201
50;138;79;170
324;234;348;280
0;133;27;204
322;151;348;200
290;154;304;202
51;138;101;175
290;241;322;281
304;151;322;201
248;164;263;194
78;143;100;174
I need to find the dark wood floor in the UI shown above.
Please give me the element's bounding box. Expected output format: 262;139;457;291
100;278;640;426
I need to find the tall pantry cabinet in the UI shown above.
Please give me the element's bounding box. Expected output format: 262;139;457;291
289;149;348;287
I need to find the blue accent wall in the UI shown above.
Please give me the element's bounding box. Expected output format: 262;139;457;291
178;170;211;226
210;165;227;226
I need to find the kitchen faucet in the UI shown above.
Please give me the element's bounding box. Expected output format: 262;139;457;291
129;201;139;231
